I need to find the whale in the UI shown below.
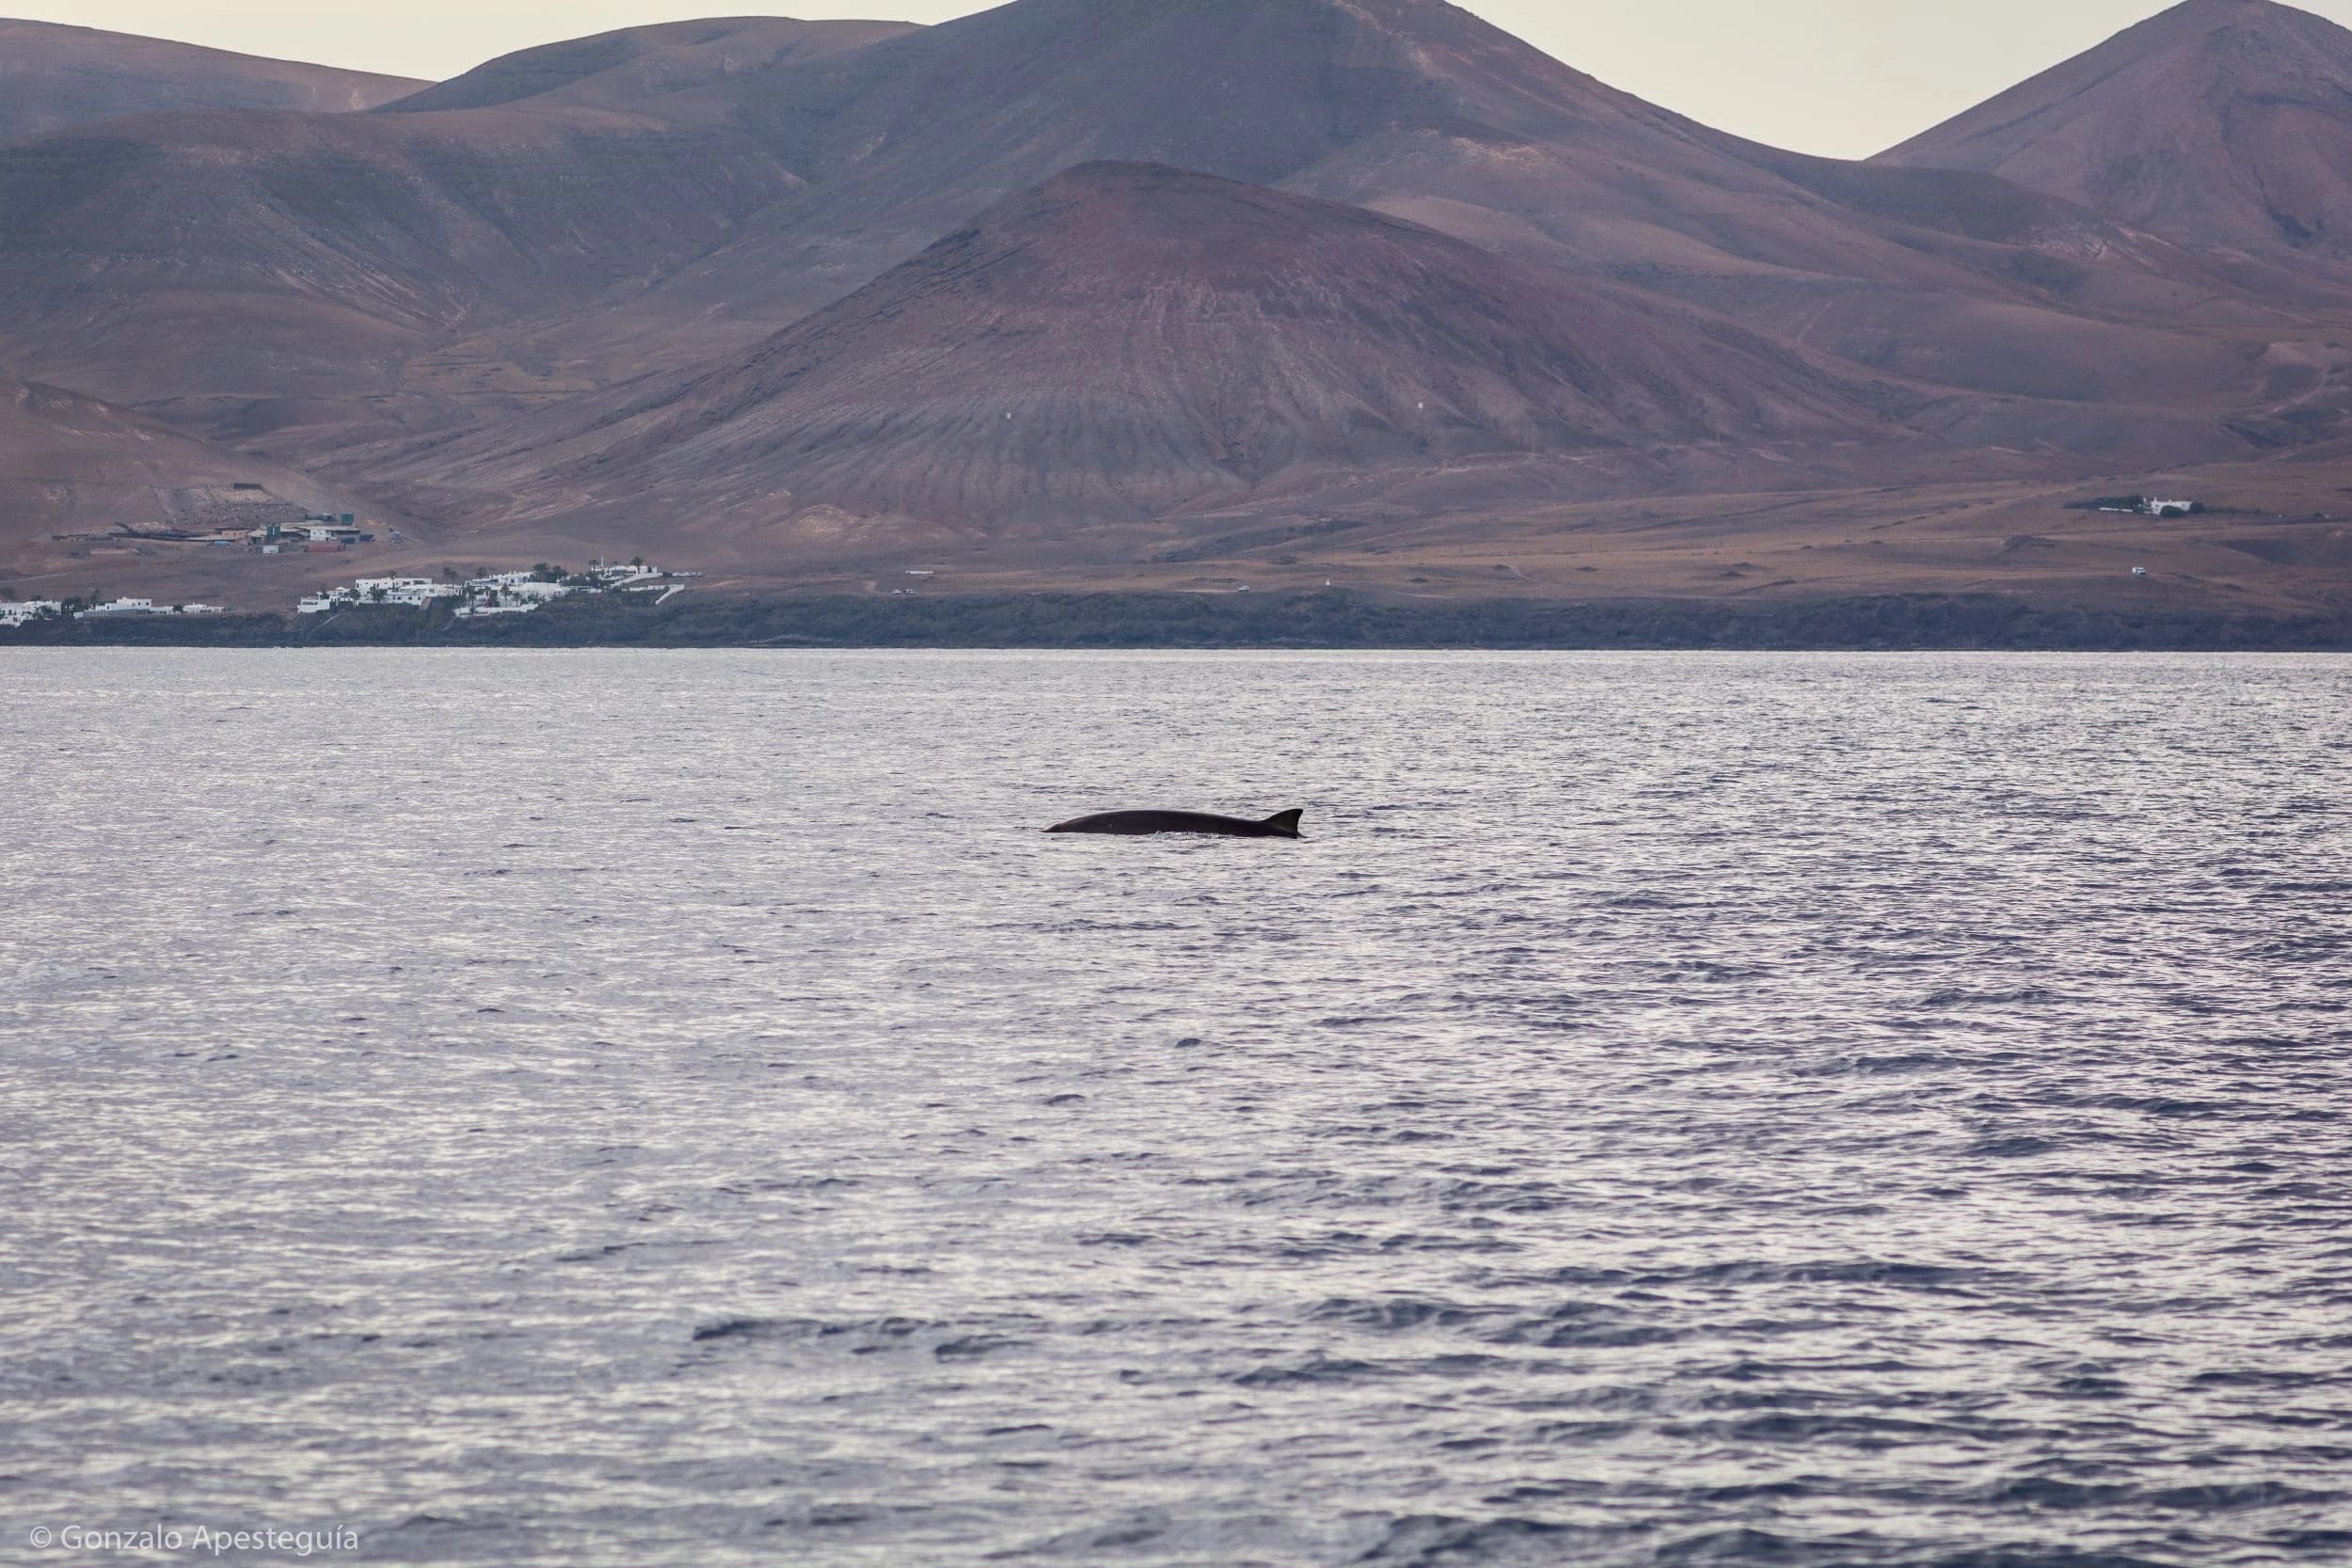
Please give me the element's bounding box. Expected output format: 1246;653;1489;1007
1046;808;1305;839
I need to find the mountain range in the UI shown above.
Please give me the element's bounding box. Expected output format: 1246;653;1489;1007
4;0;2351;615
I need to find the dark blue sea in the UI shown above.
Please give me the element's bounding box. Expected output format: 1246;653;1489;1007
3;650;2348;1567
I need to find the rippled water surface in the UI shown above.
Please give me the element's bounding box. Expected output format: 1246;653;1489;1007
4;649;2349;1568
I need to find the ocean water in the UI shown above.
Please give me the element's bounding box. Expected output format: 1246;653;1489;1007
2;649;2348;1568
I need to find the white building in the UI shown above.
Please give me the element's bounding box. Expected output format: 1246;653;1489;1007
0;600;62;626
77;599;224;617
352;577;458;607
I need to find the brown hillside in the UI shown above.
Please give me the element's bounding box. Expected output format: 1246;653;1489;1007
0;377;358;571
382;17;915;116
1882;0;2352;260
595;0;2348;429
392;164;1932;546
0;20;421;143
0;97;815;407
651;0;2081;318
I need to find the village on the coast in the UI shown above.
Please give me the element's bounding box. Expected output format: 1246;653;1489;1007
4;487;698;627
295;560;691;617
0;487;2217;631
1;558;693;627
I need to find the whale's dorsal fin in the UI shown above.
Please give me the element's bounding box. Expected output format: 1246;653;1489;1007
1262;809;1305;838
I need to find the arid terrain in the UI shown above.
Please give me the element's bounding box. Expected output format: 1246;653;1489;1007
0;19;421;142
5;0;2352;629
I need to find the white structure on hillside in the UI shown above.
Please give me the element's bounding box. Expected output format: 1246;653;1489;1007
75;599;222;619
354;577;460;607
293;562;685;619
0;599;62;626
301;578;461;611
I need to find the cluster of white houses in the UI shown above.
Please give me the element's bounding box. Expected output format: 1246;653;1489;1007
2;597;229;625
0;562;690;630
298;562;683;618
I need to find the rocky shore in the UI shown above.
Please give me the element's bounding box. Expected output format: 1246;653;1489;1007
7;590;2350;652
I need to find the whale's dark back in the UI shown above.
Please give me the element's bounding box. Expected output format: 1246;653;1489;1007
1047;809;1304;839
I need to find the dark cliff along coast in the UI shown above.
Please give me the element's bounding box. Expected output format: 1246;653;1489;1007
8;590;2351;651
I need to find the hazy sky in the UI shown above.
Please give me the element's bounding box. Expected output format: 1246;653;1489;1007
19;0;2352;157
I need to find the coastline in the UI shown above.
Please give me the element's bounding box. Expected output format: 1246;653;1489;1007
5;590;2349;653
